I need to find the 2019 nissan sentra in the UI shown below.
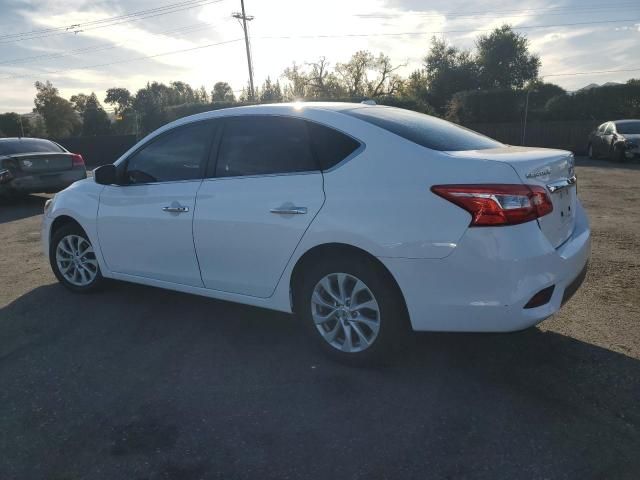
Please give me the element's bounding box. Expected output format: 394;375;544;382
0;137;86;197
41;103;591;363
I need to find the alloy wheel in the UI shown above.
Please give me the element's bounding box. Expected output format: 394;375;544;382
55;234;98;287
311;272;381;353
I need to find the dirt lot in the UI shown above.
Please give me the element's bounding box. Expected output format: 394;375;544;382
1;157;639;479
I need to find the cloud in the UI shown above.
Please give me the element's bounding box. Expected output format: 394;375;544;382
0;0;639;112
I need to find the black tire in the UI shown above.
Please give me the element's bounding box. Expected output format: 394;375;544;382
50;223;104;293
293;252;408;365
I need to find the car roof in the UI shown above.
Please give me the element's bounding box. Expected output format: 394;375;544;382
612;119;640;124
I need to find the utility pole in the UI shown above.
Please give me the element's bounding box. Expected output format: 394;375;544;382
232;1;255;101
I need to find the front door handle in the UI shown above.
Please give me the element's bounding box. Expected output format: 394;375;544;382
270;206;307;215
162;205;189;213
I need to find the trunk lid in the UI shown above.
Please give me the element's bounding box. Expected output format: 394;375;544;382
5;152;74;173
446;146;577;248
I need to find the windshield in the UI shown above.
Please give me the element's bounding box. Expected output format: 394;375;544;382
615;121;640;135
0;138;64;156
343;106;503;151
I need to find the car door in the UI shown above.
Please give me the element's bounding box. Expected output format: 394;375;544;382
193;115;325;298
97;120;216;287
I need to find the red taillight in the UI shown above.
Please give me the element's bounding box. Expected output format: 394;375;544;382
431;184;553;226
71;153;85;167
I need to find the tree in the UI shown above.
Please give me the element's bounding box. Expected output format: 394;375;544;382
259;77;283;103
194;85;210;104
71;92;111;136
476;25;540;89
336;50;373;97
211;82;236;102
33;81;80;137
104;88;133;116
0;113;30;137
423;38;480;114
132;82;172;134
367;53;404;98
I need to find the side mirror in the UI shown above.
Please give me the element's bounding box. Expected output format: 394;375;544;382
94;164;118;185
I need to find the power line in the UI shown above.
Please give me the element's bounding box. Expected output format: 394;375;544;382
0;20;227;67
257;18;640;40
0;0;226;40
0;0;226;45
0;38;244;81
544;67;640;77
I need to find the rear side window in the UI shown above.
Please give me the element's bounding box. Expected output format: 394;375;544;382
343;107;502;151
215;116;317;177
125;121;213;184
0;138;64;155
307;122;360;170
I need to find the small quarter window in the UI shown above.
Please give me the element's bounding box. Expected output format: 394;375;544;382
307;121;361;170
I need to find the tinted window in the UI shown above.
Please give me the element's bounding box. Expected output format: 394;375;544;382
616;121;640;134
0;138;64;155
126;122;212;183
344;107;503;151
215;116;317;177
307;122;360;170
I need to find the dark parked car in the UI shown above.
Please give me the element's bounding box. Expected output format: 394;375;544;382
0;137;86;197
588;120;640;162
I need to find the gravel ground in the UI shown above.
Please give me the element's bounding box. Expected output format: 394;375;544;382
0;157;639;480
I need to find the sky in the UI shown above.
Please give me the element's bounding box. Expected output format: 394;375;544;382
0;0;639;113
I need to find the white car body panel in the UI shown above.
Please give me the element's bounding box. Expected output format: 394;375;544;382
97;181;204;287
42;103;591;333
194;172;325;297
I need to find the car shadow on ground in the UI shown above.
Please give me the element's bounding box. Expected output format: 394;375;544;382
1;282;639;479
0;194;48;224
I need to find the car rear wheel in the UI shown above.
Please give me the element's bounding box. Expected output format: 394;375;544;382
294;253;407;365
50;224;103;293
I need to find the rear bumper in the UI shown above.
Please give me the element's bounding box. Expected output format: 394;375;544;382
380;200;591;332
0;168;86;194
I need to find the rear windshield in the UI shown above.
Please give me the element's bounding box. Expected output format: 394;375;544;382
0;138;64;155
343;107;503;151
615;121;640;134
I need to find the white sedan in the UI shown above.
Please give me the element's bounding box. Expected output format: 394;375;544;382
42;103;590;363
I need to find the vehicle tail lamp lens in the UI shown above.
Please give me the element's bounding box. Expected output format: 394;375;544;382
431;184;553;226
71;153;85;167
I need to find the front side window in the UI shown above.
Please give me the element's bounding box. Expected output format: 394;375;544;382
125;121;213;184
215;116;317;177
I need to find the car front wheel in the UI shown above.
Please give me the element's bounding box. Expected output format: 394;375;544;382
294;253;407;364
50;224;103;293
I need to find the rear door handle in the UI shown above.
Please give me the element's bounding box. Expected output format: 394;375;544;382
270;206;307;215
162;205;189;213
